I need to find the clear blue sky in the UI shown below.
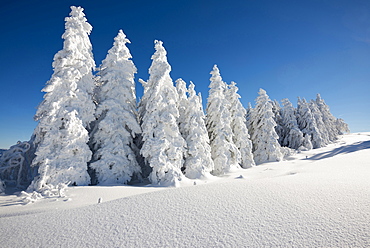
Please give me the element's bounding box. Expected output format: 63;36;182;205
1;0;369;149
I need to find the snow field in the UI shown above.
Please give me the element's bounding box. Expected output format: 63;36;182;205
0;133;369;247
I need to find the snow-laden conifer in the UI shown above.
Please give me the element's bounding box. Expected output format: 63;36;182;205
336;118;350;135
32;111;92;190
246;102;253;131
206;65;240;174
302;133;313;150
309;100;330;146
89;30;141;185
29;6;95;191
226;81;255;168
315;94;341;141
280;98;305;150
248;89;283;164
176;79;189;139
176;80;214;178
271;100;284;145
0;141;34;188
140;41;186;186
296;98;323;149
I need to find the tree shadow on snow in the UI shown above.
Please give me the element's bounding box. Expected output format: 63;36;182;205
307;140;370;160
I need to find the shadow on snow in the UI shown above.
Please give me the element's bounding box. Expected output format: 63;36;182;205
307;140;370;160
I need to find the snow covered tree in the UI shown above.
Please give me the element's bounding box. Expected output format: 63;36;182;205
0;141;35;188
296;98;323;149
226;81;255;168
248;89;283;164
336;118;350;135
139;40;186;186
29;6;95;191
246;102;253;131
309;100;330;146
315;94;343;141
89;30;141;185
176;80;214;179
206;65;240;174
280;98;305;150
176;78;189;138
302;133;313;150
271;100;284;145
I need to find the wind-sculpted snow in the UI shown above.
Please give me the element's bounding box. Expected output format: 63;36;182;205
0;133;369;247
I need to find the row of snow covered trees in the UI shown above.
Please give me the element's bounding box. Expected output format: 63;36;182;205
0;6;348;192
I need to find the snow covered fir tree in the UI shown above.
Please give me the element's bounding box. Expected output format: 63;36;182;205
89;30;141;185
206;65;241;175
0;6;350;193
176;79;214;179
280;98;305;150
225;81;255;168
28;6;96;192
248;89;283;164
139;40;186;186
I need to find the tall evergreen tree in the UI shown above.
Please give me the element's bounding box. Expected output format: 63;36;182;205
249;89;283;164
176;78;189;140
280;98;305;150
206;65;240;175
226;81;255;168
246;102;253;131
315;94;340;141
271;100;284;145
309;100;330;146
89;30;141;185
296;98;323;149
29;6;95;191
176;80;214;178
139;40;186;186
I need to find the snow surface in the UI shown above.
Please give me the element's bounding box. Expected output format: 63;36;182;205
0;133;369;247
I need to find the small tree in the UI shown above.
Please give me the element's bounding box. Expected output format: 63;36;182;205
206;65;240;174
29;6;95;191
226;81;255;168
336;118;350;135
139;40;186;186
0;141;34;188
90;30;141;185
176;80;214;179
249;89;283;164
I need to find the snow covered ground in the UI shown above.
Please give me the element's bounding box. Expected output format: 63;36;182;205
0;133;369;247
